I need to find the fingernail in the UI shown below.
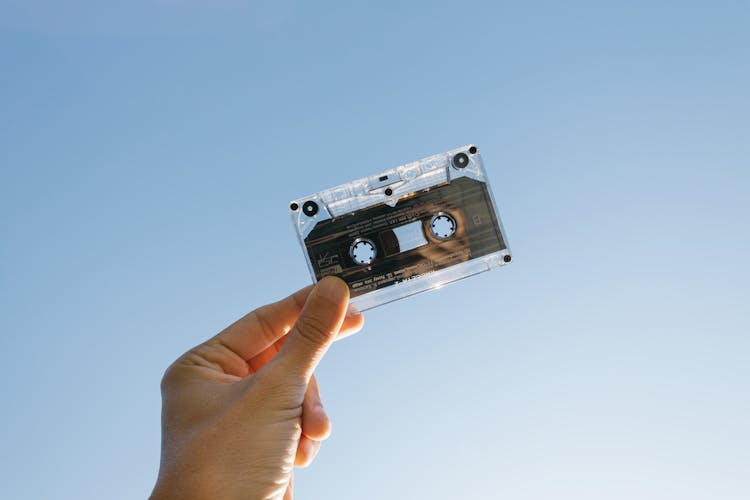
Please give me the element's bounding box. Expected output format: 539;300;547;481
345;304;360;317
309;441;321;462
315;277;349;302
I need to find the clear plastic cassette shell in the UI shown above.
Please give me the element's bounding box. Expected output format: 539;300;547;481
289;145;512;311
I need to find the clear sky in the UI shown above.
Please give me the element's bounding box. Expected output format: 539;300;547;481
1;1;748;499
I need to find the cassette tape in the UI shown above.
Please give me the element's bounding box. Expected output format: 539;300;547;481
289;145;511;311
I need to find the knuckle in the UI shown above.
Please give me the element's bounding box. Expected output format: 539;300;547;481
249;366;306;406
159;361;179;393
159;370;171;393
250;307;277;343
294;314;332;347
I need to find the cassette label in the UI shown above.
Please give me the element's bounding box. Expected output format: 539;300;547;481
289;145;511;310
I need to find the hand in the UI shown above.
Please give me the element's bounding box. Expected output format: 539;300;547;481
151;277;363;500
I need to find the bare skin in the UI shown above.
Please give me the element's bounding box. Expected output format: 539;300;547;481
151;277;362;500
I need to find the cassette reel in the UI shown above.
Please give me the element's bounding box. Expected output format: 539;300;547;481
289;145;511;311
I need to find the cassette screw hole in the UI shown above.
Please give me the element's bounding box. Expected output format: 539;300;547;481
350;238;377;265
452;153;469;169
385;187;393;196
302;200;319;217
503;255;512;263
290;202;299;211
469;146;477;154
430;213;457;239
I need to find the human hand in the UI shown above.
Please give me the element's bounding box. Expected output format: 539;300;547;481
151;277;362;500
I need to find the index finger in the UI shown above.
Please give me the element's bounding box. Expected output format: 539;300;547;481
211;285;313;361
211;285;365;363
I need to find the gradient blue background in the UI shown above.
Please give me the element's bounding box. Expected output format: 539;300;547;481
1;1;748;499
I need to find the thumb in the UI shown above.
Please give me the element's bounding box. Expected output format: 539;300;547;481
271;276;350;382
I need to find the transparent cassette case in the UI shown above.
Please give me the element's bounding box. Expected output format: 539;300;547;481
289;145;511;311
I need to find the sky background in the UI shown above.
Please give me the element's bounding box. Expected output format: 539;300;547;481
1;1;748;499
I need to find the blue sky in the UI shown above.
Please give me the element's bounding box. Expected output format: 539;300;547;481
1;1;748;499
